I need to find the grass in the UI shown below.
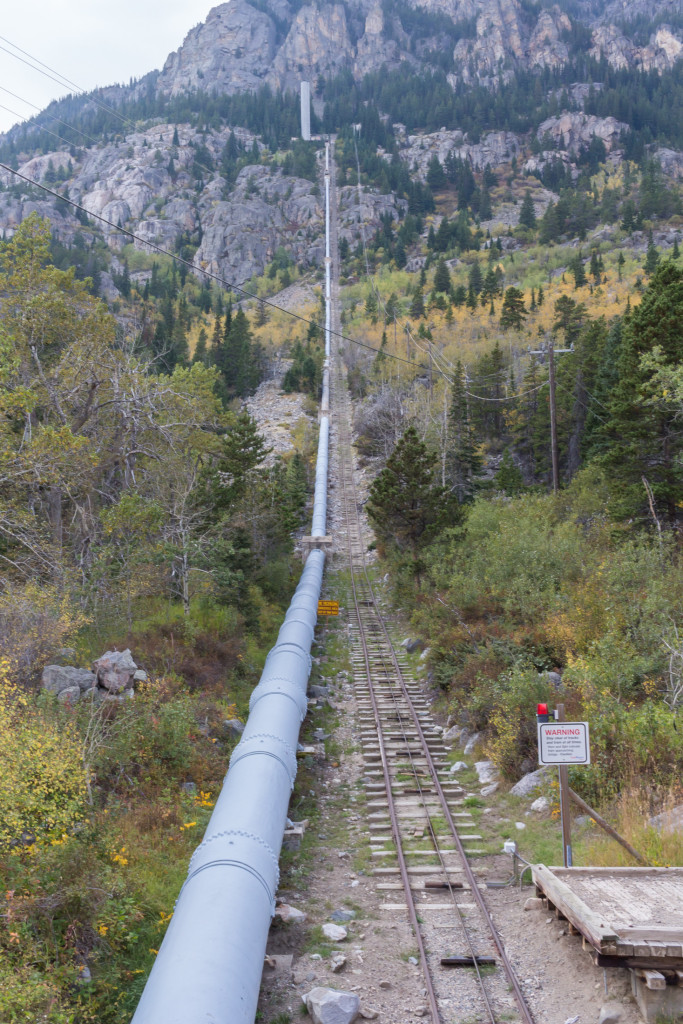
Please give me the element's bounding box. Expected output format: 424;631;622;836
577;786;683;868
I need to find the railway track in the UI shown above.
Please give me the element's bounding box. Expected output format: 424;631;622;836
326;151;535;1024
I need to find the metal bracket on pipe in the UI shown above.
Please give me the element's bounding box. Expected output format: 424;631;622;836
301;535;333;557
185;829;280;909
229;732;298;787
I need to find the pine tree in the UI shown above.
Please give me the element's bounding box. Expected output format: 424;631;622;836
673;238;680;260
210;313;223;369
571;254;587;289
410;290;425;319
446;362;481;502
468;261;483;296
617;252;625;281
193;327;209;366
365;291;378;323
367;427;455;575
530;287;537;311
494;448;524;494
433;258;451;295
519;190;536;230
537;284;544;306
602;262;683;521
500;287;526;330
644;232;660;275
552;296;586;346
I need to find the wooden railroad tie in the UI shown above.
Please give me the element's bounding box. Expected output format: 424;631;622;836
441;956;497;968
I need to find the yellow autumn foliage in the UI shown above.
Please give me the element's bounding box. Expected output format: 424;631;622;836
0;660;87;849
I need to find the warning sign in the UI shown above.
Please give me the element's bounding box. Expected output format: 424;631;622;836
317;600;339;616
538;722;590;765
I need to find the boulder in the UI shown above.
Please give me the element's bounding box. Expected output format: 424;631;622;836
598;1002;622;1024
93;649;137;693
510;769;546;797
475;760;498;784
224;718;245;740
481;782;499;797
322;923;348;941
530;796;550;813
133;669;148;683
463;732;482;755
449;761;468;773
330;909;355;923
649;803;683;834
275;903;307;924
42;665;96;695
302;987;361;1024
308;684;330;698
442;725;460;743
56;685;81;704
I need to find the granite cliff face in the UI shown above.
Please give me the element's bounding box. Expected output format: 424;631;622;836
152;0;682;95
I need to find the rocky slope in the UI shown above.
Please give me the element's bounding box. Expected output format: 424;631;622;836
151;0;683;97
0;121;405;288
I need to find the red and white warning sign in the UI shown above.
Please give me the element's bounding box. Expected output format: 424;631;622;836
537;722;590;765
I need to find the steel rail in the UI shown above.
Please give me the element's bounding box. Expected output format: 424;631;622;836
334;388;496;1023
334;384;442;1024
334;401;535;1024
326;138;534;1024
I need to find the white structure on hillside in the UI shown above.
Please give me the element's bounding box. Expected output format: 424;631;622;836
301;81;311;141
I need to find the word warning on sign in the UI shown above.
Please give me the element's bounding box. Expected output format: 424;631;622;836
537;721;590;765
317;600;339;616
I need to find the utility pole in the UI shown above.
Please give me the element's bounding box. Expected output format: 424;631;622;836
531;335;571;494
548;337;559;494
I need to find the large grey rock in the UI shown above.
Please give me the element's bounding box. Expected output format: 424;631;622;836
224;718;245;740
536;112;628;155
510;769;546;797
530;796;550;813
302;986;361;1024
322;923;348;941
463;732;482;755
475;760;498;784
56;685;81;704
598;1002;623;1024
42;665;96;695
93;649;137;693
649;803;683;834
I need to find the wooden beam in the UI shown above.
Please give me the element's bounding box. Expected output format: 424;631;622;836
637;969;667;991
568;788;646;864
532;864;619;951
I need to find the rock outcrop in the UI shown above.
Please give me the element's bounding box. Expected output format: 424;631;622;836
269;5;353;92
93;649;138;693
590;23;683;72
536;112;629;154
399;129;520;179
156;1;277;97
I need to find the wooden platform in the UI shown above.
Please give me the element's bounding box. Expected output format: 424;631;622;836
532;865;683;963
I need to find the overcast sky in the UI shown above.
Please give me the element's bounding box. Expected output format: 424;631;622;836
0;1;217;135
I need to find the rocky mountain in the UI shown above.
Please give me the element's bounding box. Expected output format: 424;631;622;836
0;0;681;293
151;0;683;97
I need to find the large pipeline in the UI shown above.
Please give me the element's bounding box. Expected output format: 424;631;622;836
131;141;333;1024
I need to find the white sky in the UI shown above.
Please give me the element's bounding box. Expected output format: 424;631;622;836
0;1;218;135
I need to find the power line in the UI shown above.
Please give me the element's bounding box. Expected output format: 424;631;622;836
1;157;558;405
0;35;138;131
0;84;99;145
0;160;422;370
0;104;71;150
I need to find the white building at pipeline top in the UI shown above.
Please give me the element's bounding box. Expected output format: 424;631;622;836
300;81;311;141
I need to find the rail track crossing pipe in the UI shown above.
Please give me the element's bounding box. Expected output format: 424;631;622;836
131;146;333;1024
